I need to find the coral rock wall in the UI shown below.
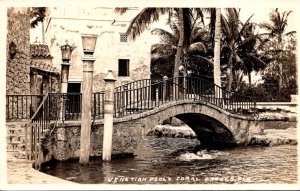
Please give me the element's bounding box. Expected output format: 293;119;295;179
7;8;31;94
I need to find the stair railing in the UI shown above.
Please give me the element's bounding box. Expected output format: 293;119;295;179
25;93;52;170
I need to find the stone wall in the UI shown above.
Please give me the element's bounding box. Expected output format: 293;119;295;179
48;121;144;161
7;8;31;94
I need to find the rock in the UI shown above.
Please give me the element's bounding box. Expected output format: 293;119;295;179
250;128;297;146
66;177;77;181
147;124;197;139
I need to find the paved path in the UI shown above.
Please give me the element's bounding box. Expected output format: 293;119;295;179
6;160;76;184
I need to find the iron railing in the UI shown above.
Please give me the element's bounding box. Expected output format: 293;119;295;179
92;91;105;120
47;92;105;121
114;76;257;117
26;94;53;170
6;94;44;121
48;93;82;121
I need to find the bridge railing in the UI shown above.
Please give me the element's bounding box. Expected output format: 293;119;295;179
114;76;257;117
47;92;105;121
92;91;105;120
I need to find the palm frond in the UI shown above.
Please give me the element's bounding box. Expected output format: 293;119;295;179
126;8;169;40
193;8;205;26
221;14;231;38
151;54;175;64
246;54;268;71
151;43;177;55
284;31;296;36
191;55;214;66
188;42;207;54
235;14;254;42
30;7;46;28
151;28;177;45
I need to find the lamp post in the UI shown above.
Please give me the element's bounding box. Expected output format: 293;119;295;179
60;44;74;94
79;34;98;164
60;44;74;121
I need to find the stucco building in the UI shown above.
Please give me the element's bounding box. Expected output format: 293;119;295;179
31;7;156;94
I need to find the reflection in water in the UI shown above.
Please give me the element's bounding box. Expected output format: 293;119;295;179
102;162;113;183
42;137;297;184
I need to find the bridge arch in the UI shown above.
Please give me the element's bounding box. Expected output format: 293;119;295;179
114;100;262;148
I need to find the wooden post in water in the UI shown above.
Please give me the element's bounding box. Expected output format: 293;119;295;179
79;34;98;164
102;70;116;161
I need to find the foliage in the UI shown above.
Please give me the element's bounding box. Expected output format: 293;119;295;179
30;7;46;28
236;82;296;102
150;10;213;79
237;34;297;102
260;34;297;92
220;8;269;91
259;8;296;90
115;8;208;79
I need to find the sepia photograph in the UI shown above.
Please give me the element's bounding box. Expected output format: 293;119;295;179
1;0;299;190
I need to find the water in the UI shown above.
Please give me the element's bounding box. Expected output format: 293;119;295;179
42;137;297;184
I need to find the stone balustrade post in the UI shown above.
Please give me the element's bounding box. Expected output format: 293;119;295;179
102;70;116;161
163;75;168;101
60;63;70;94
60;63;70;121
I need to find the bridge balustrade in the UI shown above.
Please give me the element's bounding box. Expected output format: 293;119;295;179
114;76;257;117
6;77;256;122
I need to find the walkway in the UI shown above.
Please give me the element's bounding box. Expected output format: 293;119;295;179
6;160;76;184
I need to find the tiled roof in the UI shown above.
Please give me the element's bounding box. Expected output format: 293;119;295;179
30;43;52;58
31;60;60;75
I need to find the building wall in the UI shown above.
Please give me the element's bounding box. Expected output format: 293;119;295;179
7;8;31;94
44;7;153;92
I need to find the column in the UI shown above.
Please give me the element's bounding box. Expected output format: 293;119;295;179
60;63;70;121
79;56;95;164
102;70;116;161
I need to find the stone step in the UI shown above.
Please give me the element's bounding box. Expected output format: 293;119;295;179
7;150;26;160
7;143;26;151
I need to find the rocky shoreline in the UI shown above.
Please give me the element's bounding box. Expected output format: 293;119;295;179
249;127;297;146
148;123;297;147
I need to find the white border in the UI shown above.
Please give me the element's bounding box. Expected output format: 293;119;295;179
1;0;299;190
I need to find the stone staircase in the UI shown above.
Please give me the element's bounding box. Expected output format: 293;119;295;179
6;122;29;160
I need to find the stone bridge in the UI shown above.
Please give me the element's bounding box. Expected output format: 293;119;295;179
113;100;262;148
49;99;262;161
22;75;264;163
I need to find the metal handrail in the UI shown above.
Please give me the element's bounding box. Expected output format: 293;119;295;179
27;94;51;170
114;76;257;117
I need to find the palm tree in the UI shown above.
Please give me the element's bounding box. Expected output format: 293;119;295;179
115;8;206;79
213;8;222;96
235;22;269;86
150;13;212;79
221;8;268;91
259;8;295;90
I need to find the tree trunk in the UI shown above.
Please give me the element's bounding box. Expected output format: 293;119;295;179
173;8;184;99
214;8;222;98
278;55;283;91
278;37;283;91
174;8;184;78
248;72;252;86
227;49;233;92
